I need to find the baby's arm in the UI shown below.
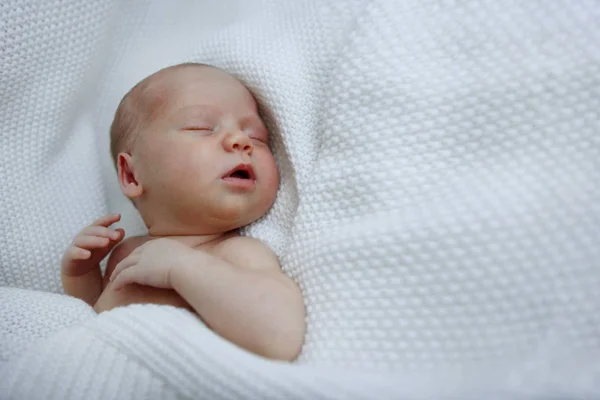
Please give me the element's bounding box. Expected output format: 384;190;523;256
61;214;124;306
171;238;305;361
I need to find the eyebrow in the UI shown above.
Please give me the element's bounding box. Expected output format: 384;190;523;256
167;105;267;131
239;114;266;128
168;105;221;121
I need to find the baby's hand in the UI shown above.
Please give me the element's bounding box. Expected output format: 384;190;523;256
61;214;125;277
109;238;193;291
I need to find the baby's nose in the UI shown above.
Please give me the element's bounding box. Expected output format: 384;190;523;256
225;130;253;155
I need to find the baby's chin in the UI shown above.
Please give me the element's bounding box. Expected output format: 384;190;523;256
215;210;267;233
210;198;273;229
141;194;273;236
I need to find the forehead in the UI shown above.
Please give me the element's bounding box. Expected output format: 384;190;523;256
162;66;258;115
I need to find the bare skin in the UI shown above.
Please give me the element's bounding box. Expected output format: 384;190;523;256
61;65;305;361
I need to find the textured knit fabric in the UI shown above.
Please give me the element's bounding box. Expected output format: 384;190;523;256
1;0;600;398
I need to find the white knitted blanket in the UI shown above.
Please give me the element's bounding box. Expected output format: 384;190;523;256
1;0;600;398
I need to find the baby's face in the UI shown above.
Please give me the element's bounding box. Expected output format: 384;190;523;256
131;66;279;234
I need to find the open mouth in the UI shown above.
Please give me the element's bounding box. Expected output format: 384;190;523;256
222;164;256;181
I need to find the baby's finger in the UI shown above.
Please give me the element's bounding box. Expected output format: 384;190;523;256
110;255;139;281
113;228;126;241
91;214;121;228
105;228;125;244
72;235;110;250
111;266;139;291
65;246;91;261
81;226;122;241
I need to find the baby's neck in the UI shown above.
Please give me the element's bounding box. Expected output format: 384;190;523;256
147;231;234;249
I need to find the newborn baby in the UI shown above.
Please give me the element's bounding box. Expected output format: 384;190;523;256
60;63;305;361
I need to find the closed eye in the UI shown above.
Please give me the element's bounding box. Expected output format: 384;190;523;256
246;129;268;144
182;127;213;135
250;136;268;144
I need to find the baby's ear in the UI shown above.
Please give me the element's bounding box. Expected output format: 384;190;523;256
117;153;143;199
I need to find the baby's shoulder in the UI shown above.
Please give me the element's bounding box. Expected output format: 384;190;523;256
212;235;280;271
109;235;150;265
102;235;150;286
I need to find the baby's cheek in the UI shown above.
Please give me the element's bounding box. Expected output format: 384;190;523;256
171;152;204;180
261;155;280;188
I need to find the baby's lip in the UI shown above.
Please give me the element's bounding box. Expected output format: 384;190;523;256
222;163;256;180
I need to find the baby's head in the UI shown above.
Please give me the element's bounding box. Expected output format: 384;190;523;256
110;63;279;236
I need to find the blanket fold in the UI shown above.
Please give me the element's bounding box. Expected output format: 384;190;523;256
2;298;600;399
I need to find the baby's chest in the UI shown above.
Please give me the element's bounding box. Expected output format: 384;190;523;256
93;238;233;313
94;281;192;313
